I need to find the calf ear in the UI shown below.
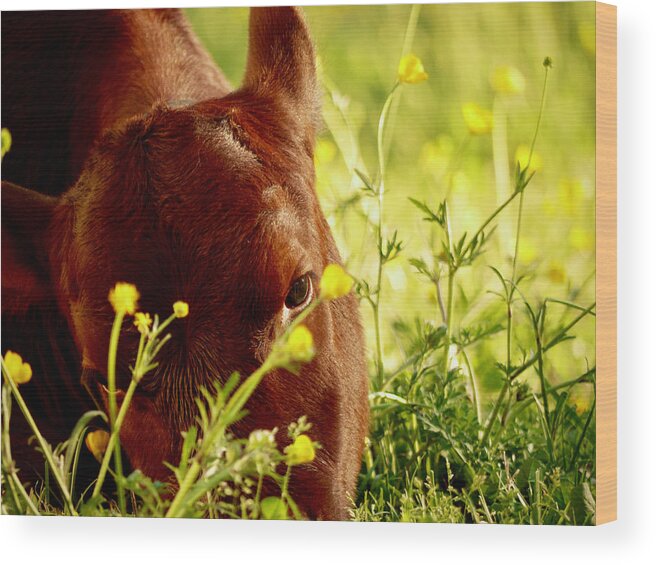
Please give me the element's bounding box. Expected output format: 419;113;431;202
243;7;320;141
1;181;57;315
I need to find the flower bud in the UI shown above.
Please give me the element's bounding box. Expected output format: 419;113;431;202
398;54;428;84
134;312;153;335
285;434;316;466
108;282;139;315
85;430;110;462
462;103;493;135
173;301;189;318
3;350;32;385
286;325;315;364
320;264;354;300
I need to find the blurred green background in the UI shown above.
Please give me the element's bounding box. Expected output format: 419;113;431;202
186;3;596;408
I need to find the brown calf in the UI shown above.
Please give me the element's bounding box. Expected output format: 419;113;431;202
1;7;369;520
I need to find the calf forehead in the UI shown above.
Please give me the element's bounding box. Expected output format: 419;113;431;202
259;184;304;231
253;184;315;277
193;113;258;169
148;108;313;206
154;176;312;260
69;103;321;297
186;183;313;287
147;180;314;305
156;117;315;236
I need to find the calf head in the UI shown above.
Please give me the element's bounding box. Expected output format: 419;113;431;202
2;8;368;519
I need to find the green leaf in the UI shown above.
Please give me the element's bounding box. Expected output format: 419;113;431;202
570;482;595;524
409;197;443;225
354;168;375;192
260;496;289;520
62;409;107;482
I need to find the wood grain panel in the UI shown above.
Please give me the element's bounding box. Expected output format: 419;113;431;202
595;1;617;526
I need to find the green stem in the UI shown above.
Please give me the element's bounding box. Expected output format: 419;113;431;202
154;312;177;339
510;61;550;284
253;472;264;519
165;458;202;518
440;201;455;378
401;4;422;58
545;298;597;316
492;95;512;255
2;471;21;514
480;380;509;445
384;4;422;157
506;302;513;380
1;364;78;515
9;470;40;515
281;463;293;505
535;325;551;429
442;268;455;378
373;302;385;388
106;312;127;513
376;84;399;201
481;303;595;445
372;82;401;387
511;192;525;283
570;396;596;470
528;65;550;168
463;188;523;258
1;469;22;513
1;388;40;515
92;377;139;499
460;348;482;424
107;313;123;429
435;279;447;324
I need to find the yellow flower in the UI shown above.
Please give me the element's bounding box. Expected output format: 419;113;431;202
558;178;585;216
108;282;139;316
3;350;32;385
134;312;152;335
462;103;493;135
517;238;538;264
173;301;189;318
420;136;453;173
85;430;110;462
490;65;526;95
568;227;594;252
515;144;543;173
285;434;316;466
398;54;428;84
320;264;354;300
285;325;315;364
314;139;337;166
569;386;593;416
1;128;12;160
547;262;566;284
578;22;596;56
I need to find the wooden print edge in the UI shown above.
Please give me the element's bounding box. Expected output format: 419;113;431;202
595;1;617;526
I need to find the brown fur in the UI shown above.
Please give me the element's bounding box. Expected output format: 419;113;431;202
1;8;369;520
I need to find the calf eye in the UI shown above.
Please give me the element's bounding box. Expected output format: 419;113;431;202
285;273;312;310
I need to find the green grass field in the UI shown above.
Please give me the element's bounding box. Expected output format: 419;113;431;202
1;3;597;524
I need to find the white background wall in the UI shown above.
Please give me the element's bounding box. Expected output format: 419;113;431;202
1;0;654;562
